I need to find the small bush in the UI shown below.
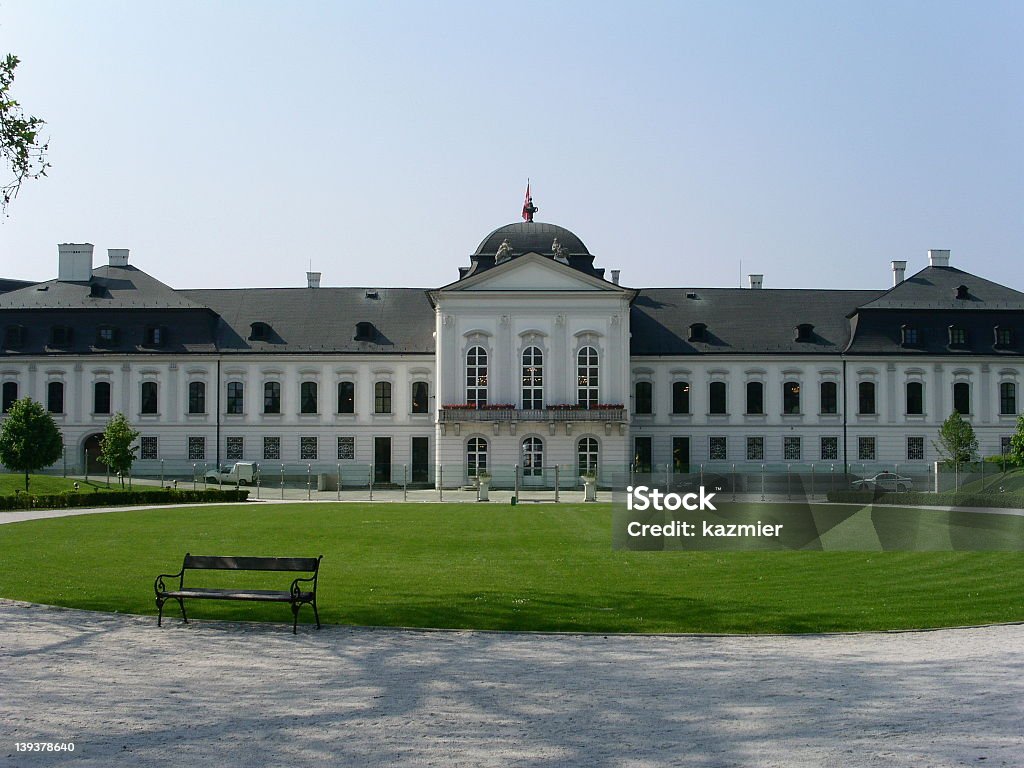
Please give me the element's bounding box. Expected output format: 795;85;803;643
0;488;249;511
826;489;1024;509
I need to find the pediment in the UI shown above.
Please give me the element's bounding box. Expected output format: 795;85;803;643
441;252;623;293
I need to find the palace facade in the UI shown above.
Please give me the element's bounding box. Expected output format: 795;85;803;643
1;220;1022;485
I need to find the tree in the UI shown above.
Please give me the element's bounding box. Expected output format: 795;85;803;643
0;397;63;490
1009;414;1024;468
99;413;140;488
1;53;50;212
934;411;978;491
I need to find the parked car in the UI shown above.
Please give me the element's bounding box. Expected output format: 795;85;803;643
851;472;913;492
204;461;256;486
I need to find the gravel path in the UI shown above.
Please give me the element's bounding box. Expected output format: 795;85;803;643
2;599;1022;767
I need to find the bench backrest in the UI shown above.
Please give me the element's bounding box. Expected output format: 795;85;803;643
183;554;321;572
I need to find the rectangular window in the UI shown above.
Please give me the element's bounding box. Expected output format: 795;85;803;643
264;382;281;414
411;381;428;414
746;436;764;461
226;382;244;415
1000;382;1016;415
300;382;318;414
783;436;801;461
140;436;158;460
47;381;64;414
820;381;838;415
858;382;876;415
953;382;971;415
2;381;18;412
93;382;111;415
337;436;355;460
746;381;763;415
226;436;244;460
709;436;727;461
263;436;280;460
300;436;318;460
821;436;839;461
906;382;924;415
1001;436;1012;456
949;327;967;346
144;325;165;347
375;381;392;414
901;326;920;346
858;436;876;461
634;381;653;414
188;381;206;414
337;381;355;413
188;436;206;461
783;382;801;415
672;381;690;414
709;382;727;415
995;327;1014;347
141;381;158;415
96;326;117;347
633;436;652;473
907;436;925;461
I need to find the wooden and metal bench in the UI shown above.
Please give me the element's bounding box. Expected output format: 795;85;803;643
154;553;322;634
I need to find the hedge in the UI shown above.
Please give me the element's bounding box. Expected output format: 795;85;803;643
0;488;249;511
826;490;1024;509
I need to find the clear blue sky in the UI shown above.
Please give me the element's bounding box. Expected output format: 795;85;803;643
1;1;1022;291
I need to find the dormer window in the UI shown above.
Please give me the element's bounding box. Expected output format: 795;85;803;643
901;325;920;347
355;321;375;341
955;284;969;300
96;326;118;347
4;325;24;349
994;326;1014;348
50;325;72;347
948;326;967;347
249;322;272;341
688;323;707;343
144;325;166;348
794;324;814;342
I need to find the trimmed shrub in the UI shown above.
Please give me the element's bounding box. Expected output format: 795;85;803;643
0;488;249;511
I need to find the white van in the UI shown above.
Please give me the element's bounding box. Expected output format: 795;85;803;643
204;461;256;486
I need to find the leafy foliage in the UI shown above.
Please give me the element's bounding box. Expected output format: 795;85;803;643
934;411;978;466
0;398;64;490
1009;415;1024;468
0;54;50;212
99;413;140;486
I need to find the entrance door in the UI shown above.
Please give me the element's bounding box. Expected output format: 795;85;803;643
374;437;391;484
521;436;544;487
84;433;106;474
411;437;429;484
672;437;690;474
633;436;652;474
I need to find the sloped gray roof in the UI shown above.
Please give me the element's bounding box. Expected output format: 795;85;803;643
858;266;1024;310
0;265;208;310
182;287;436;354
631;288;881;356
0;278;35;294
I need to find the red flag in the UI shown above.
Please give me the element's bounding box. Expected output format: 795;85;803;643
522;181;531;221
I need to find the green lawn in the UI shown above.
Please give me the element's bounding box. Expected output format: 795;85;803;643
0;502;1022;633
0;473;123;495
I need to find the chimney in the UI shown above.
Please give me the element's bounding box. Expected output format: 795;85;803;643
57;243;94;281
108;248;130;267
891;260;907;286
748;274;763;289
306;271;321;289
928;249;950;267
611;269;620;285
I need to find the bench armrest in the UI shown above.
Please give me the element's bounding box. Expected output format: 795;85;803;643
154;569;184;596
290;575;317;600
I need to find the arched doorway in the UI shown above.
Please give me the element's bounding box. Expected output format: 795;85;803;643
83;433;107;474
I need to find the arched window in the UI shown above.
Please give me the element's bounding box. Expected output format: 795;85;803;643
634;381;652;414
577;347;598;408
522;437;544;477
745;381;763;415
467;437;487;477
578;437;599;476
93;381;111;415
858;382;876;415
300;381;318;414
953;382;971;415
47;381;64;414
1000;382;1017;415
783;381;800;415
906;382;924;415
188;381;206;414
2;381;17;413
263;381;281;414
466;346;488;406
141;381;158;414
522;346;543;409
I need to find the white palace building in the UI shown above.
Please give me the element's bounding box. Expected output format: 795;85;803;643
1;213;1023;487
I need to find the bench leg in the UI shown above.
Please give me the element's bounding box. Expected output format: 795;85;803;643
291;602;300;634
156;597;164;627
178;597;188;624
312;599;321;630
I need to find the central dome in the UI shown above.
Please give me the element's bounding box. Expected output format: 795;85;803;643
474;222;590;257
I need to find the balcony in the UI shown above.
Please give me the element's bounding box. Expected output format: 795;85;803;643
439;406;625;423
